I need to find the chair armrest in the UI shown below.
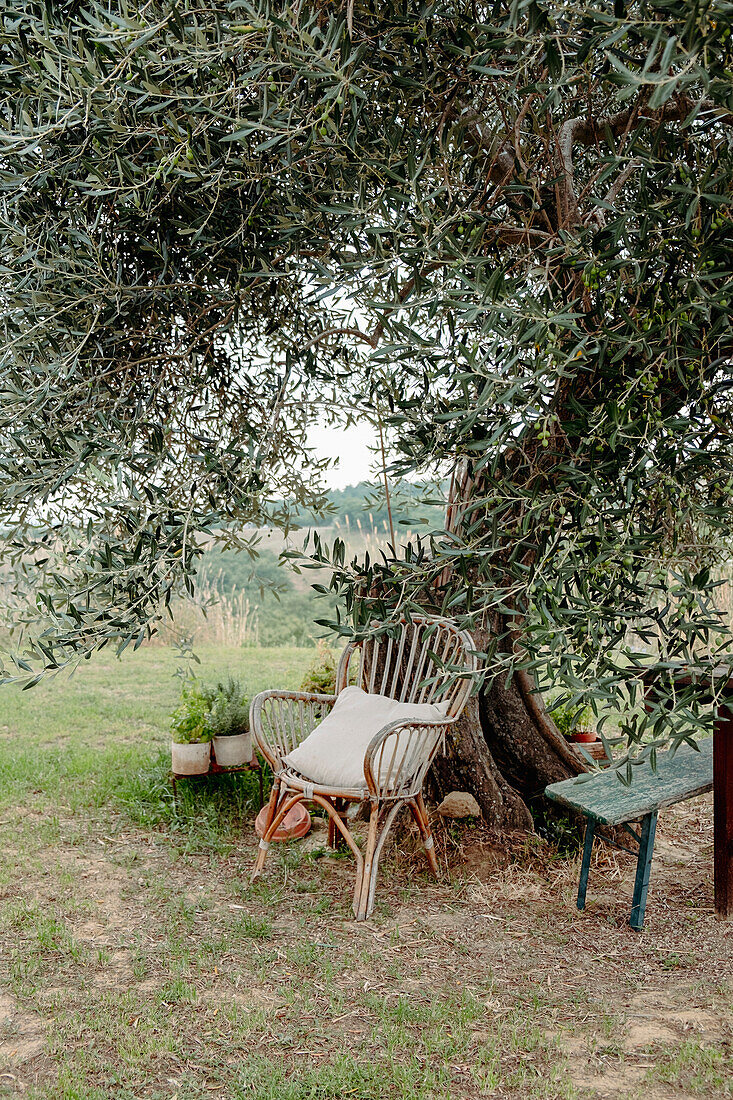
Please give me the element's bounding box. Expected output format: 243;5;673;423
250;689;337;771
363;716;455;798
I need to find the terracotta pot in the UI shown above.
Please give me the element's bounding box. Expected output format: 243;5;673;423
171;740;211;775
570;731;598;744
255;801;312;842
212;733;252;767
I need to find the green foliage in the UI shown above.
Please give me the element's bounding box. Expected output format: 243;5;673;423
0;0;345;674
290;0;733;763
1;0;732;767
171;675;248;742
299;641;337;695
528;805;583;860
202;677;249;738
169;687;213;746
201;545;338;647
548;702;595;738
196;481;443;647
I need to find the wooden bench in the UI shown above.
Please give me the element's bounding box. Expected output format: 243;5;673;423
545;739;713;930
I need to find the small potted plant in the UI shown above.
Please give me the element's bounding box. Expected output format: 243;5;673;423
170;686;214;775
204;677;252;768
550;701;598;744
569;705;598;745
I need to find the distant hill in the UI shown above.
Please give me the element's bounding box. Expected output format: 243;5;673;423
295;479;446;531
198;481;447;646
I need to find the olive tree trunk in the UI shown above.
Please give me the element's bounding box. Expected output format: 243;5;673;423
428;654;582;830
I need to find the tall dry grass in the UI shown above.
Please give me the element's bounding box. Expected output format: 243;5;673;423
154;571;260;648
330;517;416;556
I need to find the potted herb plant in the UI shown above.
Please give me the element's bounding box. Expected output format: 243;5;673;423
550;700;598;744
204;677;252;768
170;686;213;775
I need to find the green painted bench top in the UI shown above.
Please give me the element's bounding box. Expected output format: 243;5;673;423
545;739;713;826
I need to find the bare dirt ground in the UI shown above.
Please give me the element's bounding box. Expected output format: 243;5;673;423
0;787;730;1100
455;795;731;1098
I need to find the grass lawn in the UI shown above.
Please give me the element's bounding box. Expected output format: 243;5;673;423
0;645;307;821
0;645;731;1099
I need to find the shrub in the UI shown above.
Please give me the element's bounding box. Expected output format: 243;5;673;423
300;640;337;695
170;677;249;743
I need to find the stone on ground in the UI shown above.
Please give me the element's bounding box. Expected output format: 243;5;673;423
437;791;481;819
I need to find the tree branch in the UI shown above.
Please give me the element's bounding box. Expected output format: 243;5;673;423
299;326;376;352
558;99;693;226
603;158;643;209
458;110;516;185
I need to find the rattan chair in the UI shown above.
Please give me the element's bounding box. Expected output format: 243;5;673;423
250;614;476;920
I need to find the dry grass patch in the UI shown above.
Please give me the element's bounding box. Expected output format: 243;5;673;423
0;648;730;1098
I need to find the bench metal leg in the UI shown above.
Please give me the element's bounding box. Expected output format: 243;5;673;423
577;817;596;911
629;810;658;931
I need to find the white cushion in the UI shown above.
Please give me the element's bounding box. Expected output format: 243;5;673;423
283;685;449;789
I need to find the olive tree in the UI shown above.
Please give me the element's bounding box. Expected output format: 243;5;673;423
1;2;732;824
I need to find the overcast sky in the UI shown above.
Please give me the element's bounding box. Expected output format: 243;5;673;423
308;420;381;489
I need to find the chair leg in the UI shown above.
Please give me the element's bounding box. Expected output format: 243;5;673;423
353;803;380;920
253;789;303;879
409;792;439;877
354;801;405;921
328;798;348;850
252;778;281;877
309;794;366;916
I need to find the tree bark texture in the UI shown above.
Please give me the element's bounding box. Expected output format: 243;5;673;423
427;649;582;831
421;471;586;831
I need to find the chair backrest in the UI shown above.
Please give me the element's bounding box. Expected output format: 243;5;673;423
335;615;476;717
